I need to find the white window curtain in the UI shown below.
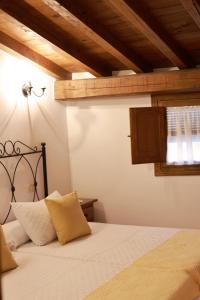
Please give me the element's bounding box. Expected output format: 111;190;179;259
167;106;200;164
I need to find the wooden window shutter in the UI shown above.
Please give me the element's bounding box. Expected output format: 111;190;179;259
129;107;167;164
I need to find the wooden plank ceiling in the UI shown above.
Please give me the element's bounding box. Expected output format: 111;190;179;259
0;0;200;98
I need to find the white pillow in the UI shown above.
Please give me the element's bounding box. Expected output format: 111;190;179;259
11;191;61;246
2;220;29;251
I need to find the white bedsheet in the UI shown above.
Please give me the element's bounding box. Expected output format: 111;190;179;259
2;222;199;300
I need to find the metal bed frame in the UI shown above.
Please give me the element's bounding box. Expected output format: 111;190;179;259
0;140;48;224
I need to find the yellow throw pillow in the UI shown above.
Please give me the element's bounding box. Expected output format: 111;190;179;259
45;192;91;245
0;225;18;273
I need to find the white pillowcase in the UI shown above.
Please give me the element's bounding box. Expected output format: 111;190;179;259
2;220;29;251
11;191;61;246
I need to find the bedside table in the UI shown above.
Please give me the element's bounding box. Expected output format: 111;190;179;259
79;198;98;222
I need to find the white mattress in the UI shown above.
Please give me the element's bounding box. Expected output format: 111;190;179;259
2;222;199;300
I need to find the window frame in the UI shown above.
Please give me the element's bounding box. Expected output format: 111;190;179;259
152;92;200;176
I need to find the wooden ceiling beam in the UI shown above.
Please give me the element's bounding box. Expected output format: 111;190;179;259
180;0;200;29
55;68;200;100
41;0;151;73
106;0;192;69
0;1;110;77
0;31;71;79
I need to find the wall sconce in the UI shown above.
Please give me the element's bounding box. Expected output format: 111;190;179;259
22;81;46;97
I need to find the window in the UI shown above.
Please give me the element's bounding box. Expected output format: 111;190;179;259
152;92;200;176
167;106;200;165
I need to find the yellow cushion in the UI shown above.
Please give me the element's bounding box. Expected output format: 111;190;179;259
45;192;91;245
0;225;18;273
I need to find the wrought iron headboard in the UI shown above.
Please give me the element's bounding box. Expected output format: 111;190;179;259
0;140;48;224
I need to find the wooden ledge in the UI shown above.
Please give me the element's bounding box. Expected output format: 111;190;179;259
55;68;200;100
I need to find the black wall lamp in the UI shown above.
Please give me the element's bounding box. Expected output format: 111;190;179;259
22;81;46;98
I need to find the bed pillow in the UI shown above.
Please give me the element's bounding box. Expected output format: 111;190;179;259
2;220;29;251
0;225;18;273
45;192;91;245
11;191;61;246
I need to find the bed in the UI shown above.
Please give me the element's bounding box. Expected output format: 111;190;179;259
1;141;200;300
2;223;181;300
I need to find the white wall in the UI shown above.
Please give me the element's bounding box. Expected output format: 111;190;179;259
66;96;200;229
0;50;71;222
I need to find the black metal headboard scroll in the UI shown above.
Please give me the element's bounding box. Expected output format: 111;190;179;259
0;140;48;224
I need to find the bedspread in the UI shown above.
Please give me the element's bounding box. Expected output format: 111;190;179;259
3;223;200;300
85;230;200;300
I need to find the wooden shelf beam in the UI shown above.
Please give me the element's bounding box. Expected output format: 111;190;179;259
55;68;200;100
